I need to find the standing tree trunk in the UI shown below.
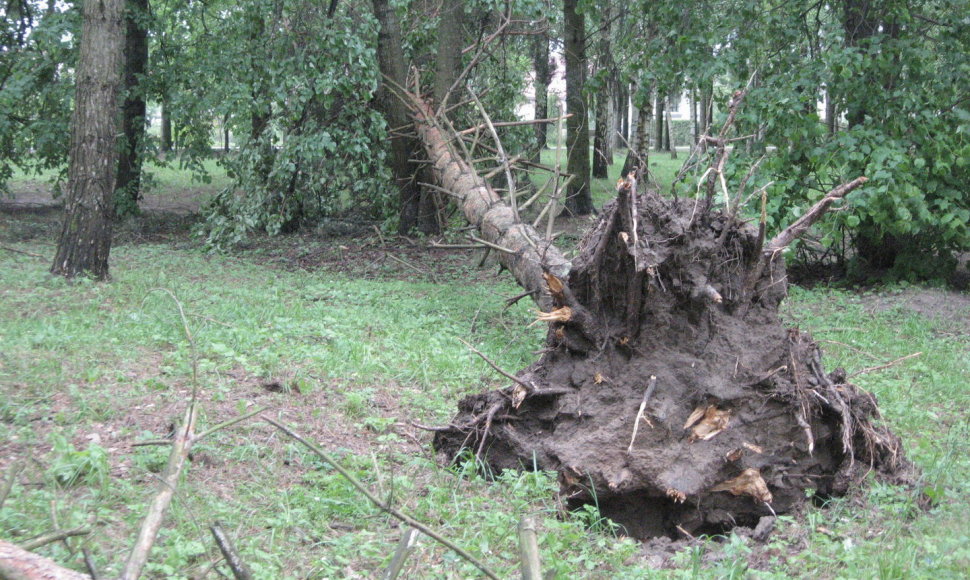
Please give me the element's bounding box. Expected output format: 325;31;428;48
825;89;837;135
665;95;677;159
115;0;149;217
621;90;650;178
610;76;623;153
433;0;463;109
160;101;173;153
592;1;613;180
223;113;231;152
563;0;593;215
698;82;711;151
592;93;611;178
654;93;665;152
531;30;551;163
51;0;124;280
372;0;422;235
416;0;465;235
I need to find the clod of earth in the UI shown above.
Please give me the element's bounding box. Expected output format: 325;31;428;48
433;176;915;540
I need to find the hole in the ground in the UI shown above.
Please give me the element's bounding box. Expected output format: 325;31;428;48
569;493;766;540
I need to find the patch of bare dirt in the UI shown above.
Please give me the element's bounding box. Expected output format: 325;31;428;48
2;180;211;215
864;288;970;333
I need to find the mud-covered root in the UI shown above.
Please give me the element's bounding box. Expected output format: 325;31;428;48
434;183;913;539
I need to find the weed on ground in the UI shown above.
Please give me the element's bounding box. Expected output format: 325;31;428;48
1;163;968;577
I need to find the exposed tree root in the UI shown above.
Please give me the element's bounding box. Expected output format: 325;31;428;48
433;177;914;539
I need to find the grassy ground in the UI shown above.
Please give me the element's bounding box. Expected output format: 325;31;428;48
536;147;686;209
5;157;230;213
1;159;968;578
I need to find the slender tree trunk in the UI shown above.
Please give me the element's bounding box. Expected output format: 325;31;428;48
624;86;635;143
563;0;592;215
433;0;463;108
592;92;611;178
416;0;464;235
372;0;421;234
115;0;149;217
622;95;650;178
248;11;273;184
825;89;837;134
160;101;173;153
51;0;124;280
691;87;699;145
223;113;231;152
614;82;627;150
592;1;613;180
698;82;712;151
654;93;665;152
531;31;551;163
665;95;676;159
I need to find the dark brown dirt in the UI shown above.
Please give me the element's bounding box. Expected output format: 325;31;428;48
433;187;914;539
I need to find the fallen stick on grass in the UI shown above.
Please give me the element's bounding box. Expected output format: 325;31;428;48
263;416;501;580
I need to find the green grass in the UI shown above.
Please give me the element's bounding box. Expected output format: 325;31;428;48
1;168;968;577
536;147;688;210
5;156;230;207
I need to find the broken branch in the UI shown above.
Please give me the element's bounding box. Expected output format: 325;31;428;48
766;177;869;253
457;337;531;390
263;417;501;580
210;521;253;580
20;527;90;551
628;375;658;452
849;351;922;378
121;402;199;580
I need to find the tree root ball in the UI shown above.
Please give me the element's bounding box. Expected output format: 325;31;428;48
434;187;915;539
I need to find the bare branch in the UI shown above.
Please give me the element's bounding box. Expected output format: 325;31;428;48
210;522;253;580
263;417;501;580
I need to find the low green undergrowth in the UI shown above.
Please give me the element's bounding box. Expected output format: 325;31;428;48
1;226;967;577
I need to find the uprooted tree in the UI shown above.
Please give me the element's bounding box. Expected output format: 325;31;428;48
404;85;914;539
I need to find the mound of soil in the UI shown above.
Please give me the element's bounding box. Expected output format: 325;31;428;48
434;184;913;539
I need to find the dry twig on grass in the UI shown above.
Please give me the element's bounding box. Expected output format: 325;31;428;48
263;416;501;580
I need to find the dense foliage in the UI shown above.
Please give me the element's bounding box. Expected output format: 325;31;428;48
0;1;77;191
193;1;391;246
3;0;967;275
632;0;970;277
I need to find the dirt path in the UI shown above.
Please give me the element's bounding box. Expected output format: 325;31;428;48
3;180;211;215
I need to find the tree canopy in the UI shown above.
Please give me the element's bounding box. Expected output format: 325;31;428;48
2;0;966;278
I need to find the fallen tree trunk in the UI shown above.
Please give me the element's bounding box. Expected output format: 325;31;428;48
409;97;571;311
0;540;90;580
429;167;914;537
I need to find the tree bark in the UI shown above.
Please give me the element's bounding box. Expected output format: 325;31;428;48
115;0;149;217
410;98;570;310
698;82;712;151
413;0;465;235
531;31;551;163
622;93;650;178
654;93;665;152
592;92;611;178
592;2;613;179
563;0;592;215
372;0;421;235
0;540;90;580
51;0;124;280
825;90;837;135
691;87;698;145
433;0;463;108
665;95;677;159
160;101;173;153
